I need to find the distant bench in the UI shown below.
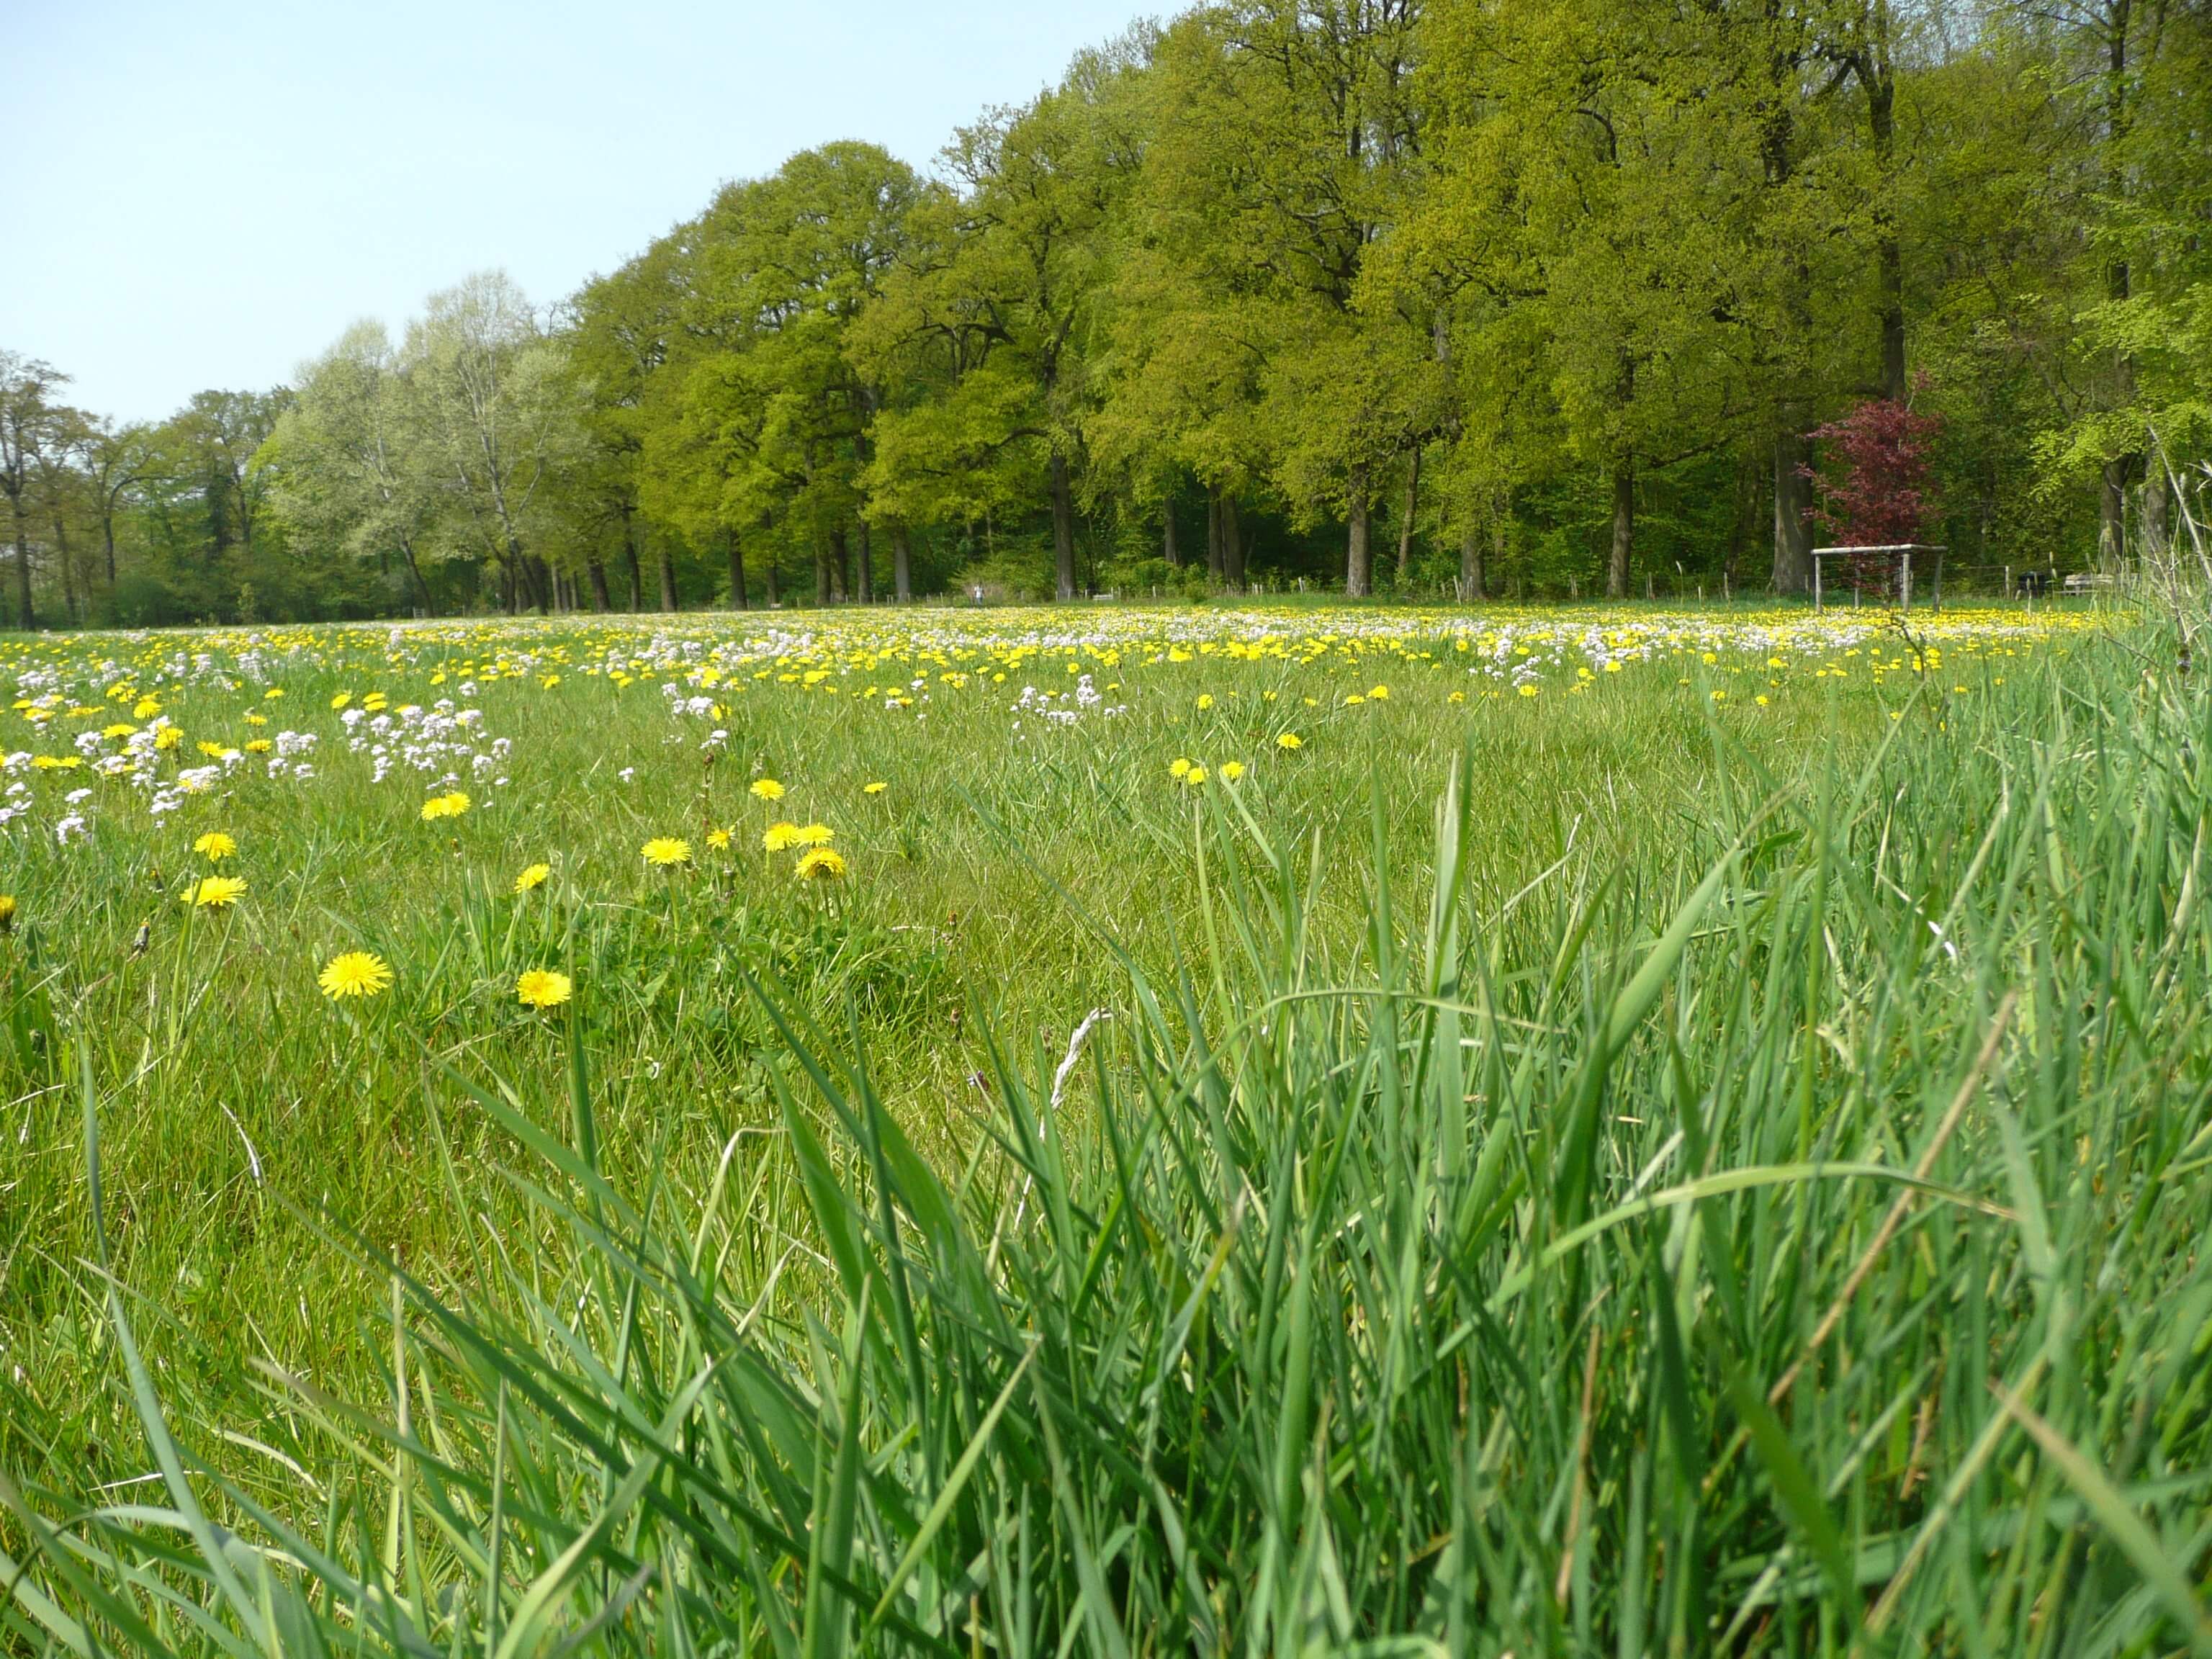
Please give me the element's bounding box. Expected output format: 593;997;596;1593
2064;572;2117;595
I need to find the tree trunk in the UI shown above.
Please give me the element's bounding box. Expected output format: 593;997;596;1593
9;515;29;631
764;546;780;606
856;521;873;603
1608;462;1635;601
2144;469;2170;559
2100;461;2128;570
727;536;747;610
814;540;832;606
587;558;611;611
892;526;913;601
102;516;118;586
401;534;436;616
828;528;850;603
1863;6;1907;402
1346;472;1372;598
658;547;678;612
1396;450;1419;584
1771;428;1815;594
1222;493;1245;591
1048;450;1077;601
53;512;76;624
1162;501;1180;567
1205;487;1226;583
621;508;644;610
1458;515;1490;603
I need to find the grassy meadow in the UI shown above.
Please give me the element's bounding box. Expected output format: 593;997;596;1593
4;598;2211;1655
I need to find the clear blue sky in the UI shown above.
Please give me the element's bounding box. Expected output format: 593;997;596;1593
3;0;1148;423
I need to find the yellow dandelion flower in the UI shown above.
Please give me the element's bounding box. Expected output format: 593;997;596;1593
796;847;848;882
863;781;887;795
183;876;247;909
513;862;551;893
0;894;15;933
750;778;785;801
1517;684;1539;698
244;739;272;754
763;821;804;852
516;968;573;1010
1275;732;1303;750
420;791;470;822
330;692;352;710
1169;757;1193;778
318;950;392;1000
1219;760;1246;782
793;823;834;847
155;727;183;750
1368;685;1389;700
642;836;692;867
706;827;732;850
193;832;237;862
1344;693;1365;706
1183;766;1208;786
1197;693;1215;710
132;696;162;719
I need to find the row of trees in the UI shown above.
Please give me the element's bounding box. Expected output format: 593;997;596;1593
6;0;2207;626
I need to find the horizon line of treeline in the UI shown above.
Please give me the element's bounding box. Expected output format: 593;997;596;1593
1;0;2203;630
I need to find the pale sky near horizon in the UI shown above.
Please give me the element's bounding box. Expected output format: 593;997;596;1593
3;0;1149;424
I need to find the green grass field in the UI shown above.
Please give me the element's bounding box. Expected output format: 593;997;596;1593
4;599;2209;1655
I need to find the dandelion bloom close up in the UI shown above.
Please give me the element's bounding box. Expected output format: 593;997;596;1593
513;863;550;894
183;876;247;909
318;951;392;1000
796;847;848;882
421;791;470;822
0;894;15;932
863;781;887;795
516;968;573;1010
1276;732;1303;750
1220;760;1246;781
193;832;237;861
750;778;785;801
793;823;834;847
763;822;804;853
642;837;692;867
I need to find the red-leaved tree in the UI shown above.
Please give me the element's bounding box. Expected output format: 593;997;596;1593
1804;397;1943;547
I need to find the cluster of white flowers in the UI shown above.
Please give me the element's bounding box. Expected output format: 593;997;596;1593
1010;675;1125;727
343;702;505;789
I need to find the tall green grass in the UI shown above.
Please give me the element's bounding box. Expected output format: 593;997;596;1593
6;618;2212;1654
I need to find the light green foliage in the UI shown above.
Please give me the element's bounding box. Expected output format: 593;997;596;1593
266;323;444;612
857;60;1138;601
